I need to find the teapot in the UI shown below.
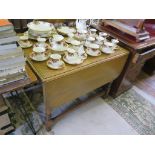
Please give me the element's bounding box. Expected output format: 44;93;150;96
76;19;88;33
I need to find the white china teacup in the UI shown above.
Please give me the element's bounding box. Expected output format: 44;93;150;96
85;36;96;46
53;34;64;42
111;39;119;45
87;47;98;54
36;37;47;48
32;47;46;60
99;32;108;37
65;48;76;61
96;36;105;45
89;28;97;37
102;47;113;54
49;34;64;48
49;54;62;66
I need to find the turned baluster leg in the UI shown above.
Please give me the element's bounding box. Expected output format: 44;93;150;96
45;106;53;131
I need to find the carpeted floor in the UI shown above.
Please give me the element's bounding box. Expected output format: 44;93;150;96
104;88;155;135
4;85;155;135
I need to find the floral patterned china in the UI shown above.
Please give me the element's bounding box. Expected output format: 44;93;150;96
95;36;105;45
76;45;87;60
27;21;54;38
27;21;54;32
18;35;33;48
100;40;119;54
30;47;49;61
89;28;97;37
57;26;76;36
74;32;87;41
100;46;114;54
65;37;81;46
84;42;100;49
76;19;88;34
33;37;49;49
47;54;65;69
63;48;83;65
86;47;101;57
49;35;68;54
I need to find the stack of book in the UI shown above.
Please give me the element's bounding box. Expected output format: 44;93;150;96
0;19;27;87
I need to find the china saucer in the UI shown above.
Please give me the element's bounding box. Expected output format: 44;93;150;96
100;46;114;54
47;60;65;69
18;40;33;48
63;55;83;65
86;49;101;57
29;53;49;61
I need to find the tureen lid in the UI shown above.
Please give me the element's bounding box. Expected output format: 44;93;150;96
27;21;54;32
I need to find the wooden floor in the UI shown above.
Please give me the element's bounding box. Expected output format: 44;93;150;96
134;71;155;99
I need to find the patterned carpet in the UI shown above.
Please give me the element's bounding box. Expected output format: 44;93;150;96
104;89;155;135
4;85;155;135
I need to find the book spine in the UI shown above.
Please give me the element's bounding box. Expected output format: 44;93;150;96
0;49;23;61
0;66;25;77
0;43;17;51
0;47;22;56
0;55;25;66
0;25;14;32
0;36;19;45
0;31;16;39
0;29;15;35
0;61;25;70
0;72;27;87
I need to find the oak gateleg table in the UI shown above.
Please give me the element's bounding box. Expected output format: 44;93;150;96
23;45;129;131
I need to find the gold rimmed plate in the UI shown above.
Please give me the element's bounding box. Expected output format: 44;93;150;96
63;55;84;65
29;52;50;62
86;49;101;57
18;40;33;49
47;60;65;70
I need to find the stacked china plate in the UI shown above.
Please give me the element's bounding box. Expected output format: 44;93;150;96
27;21;55;39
